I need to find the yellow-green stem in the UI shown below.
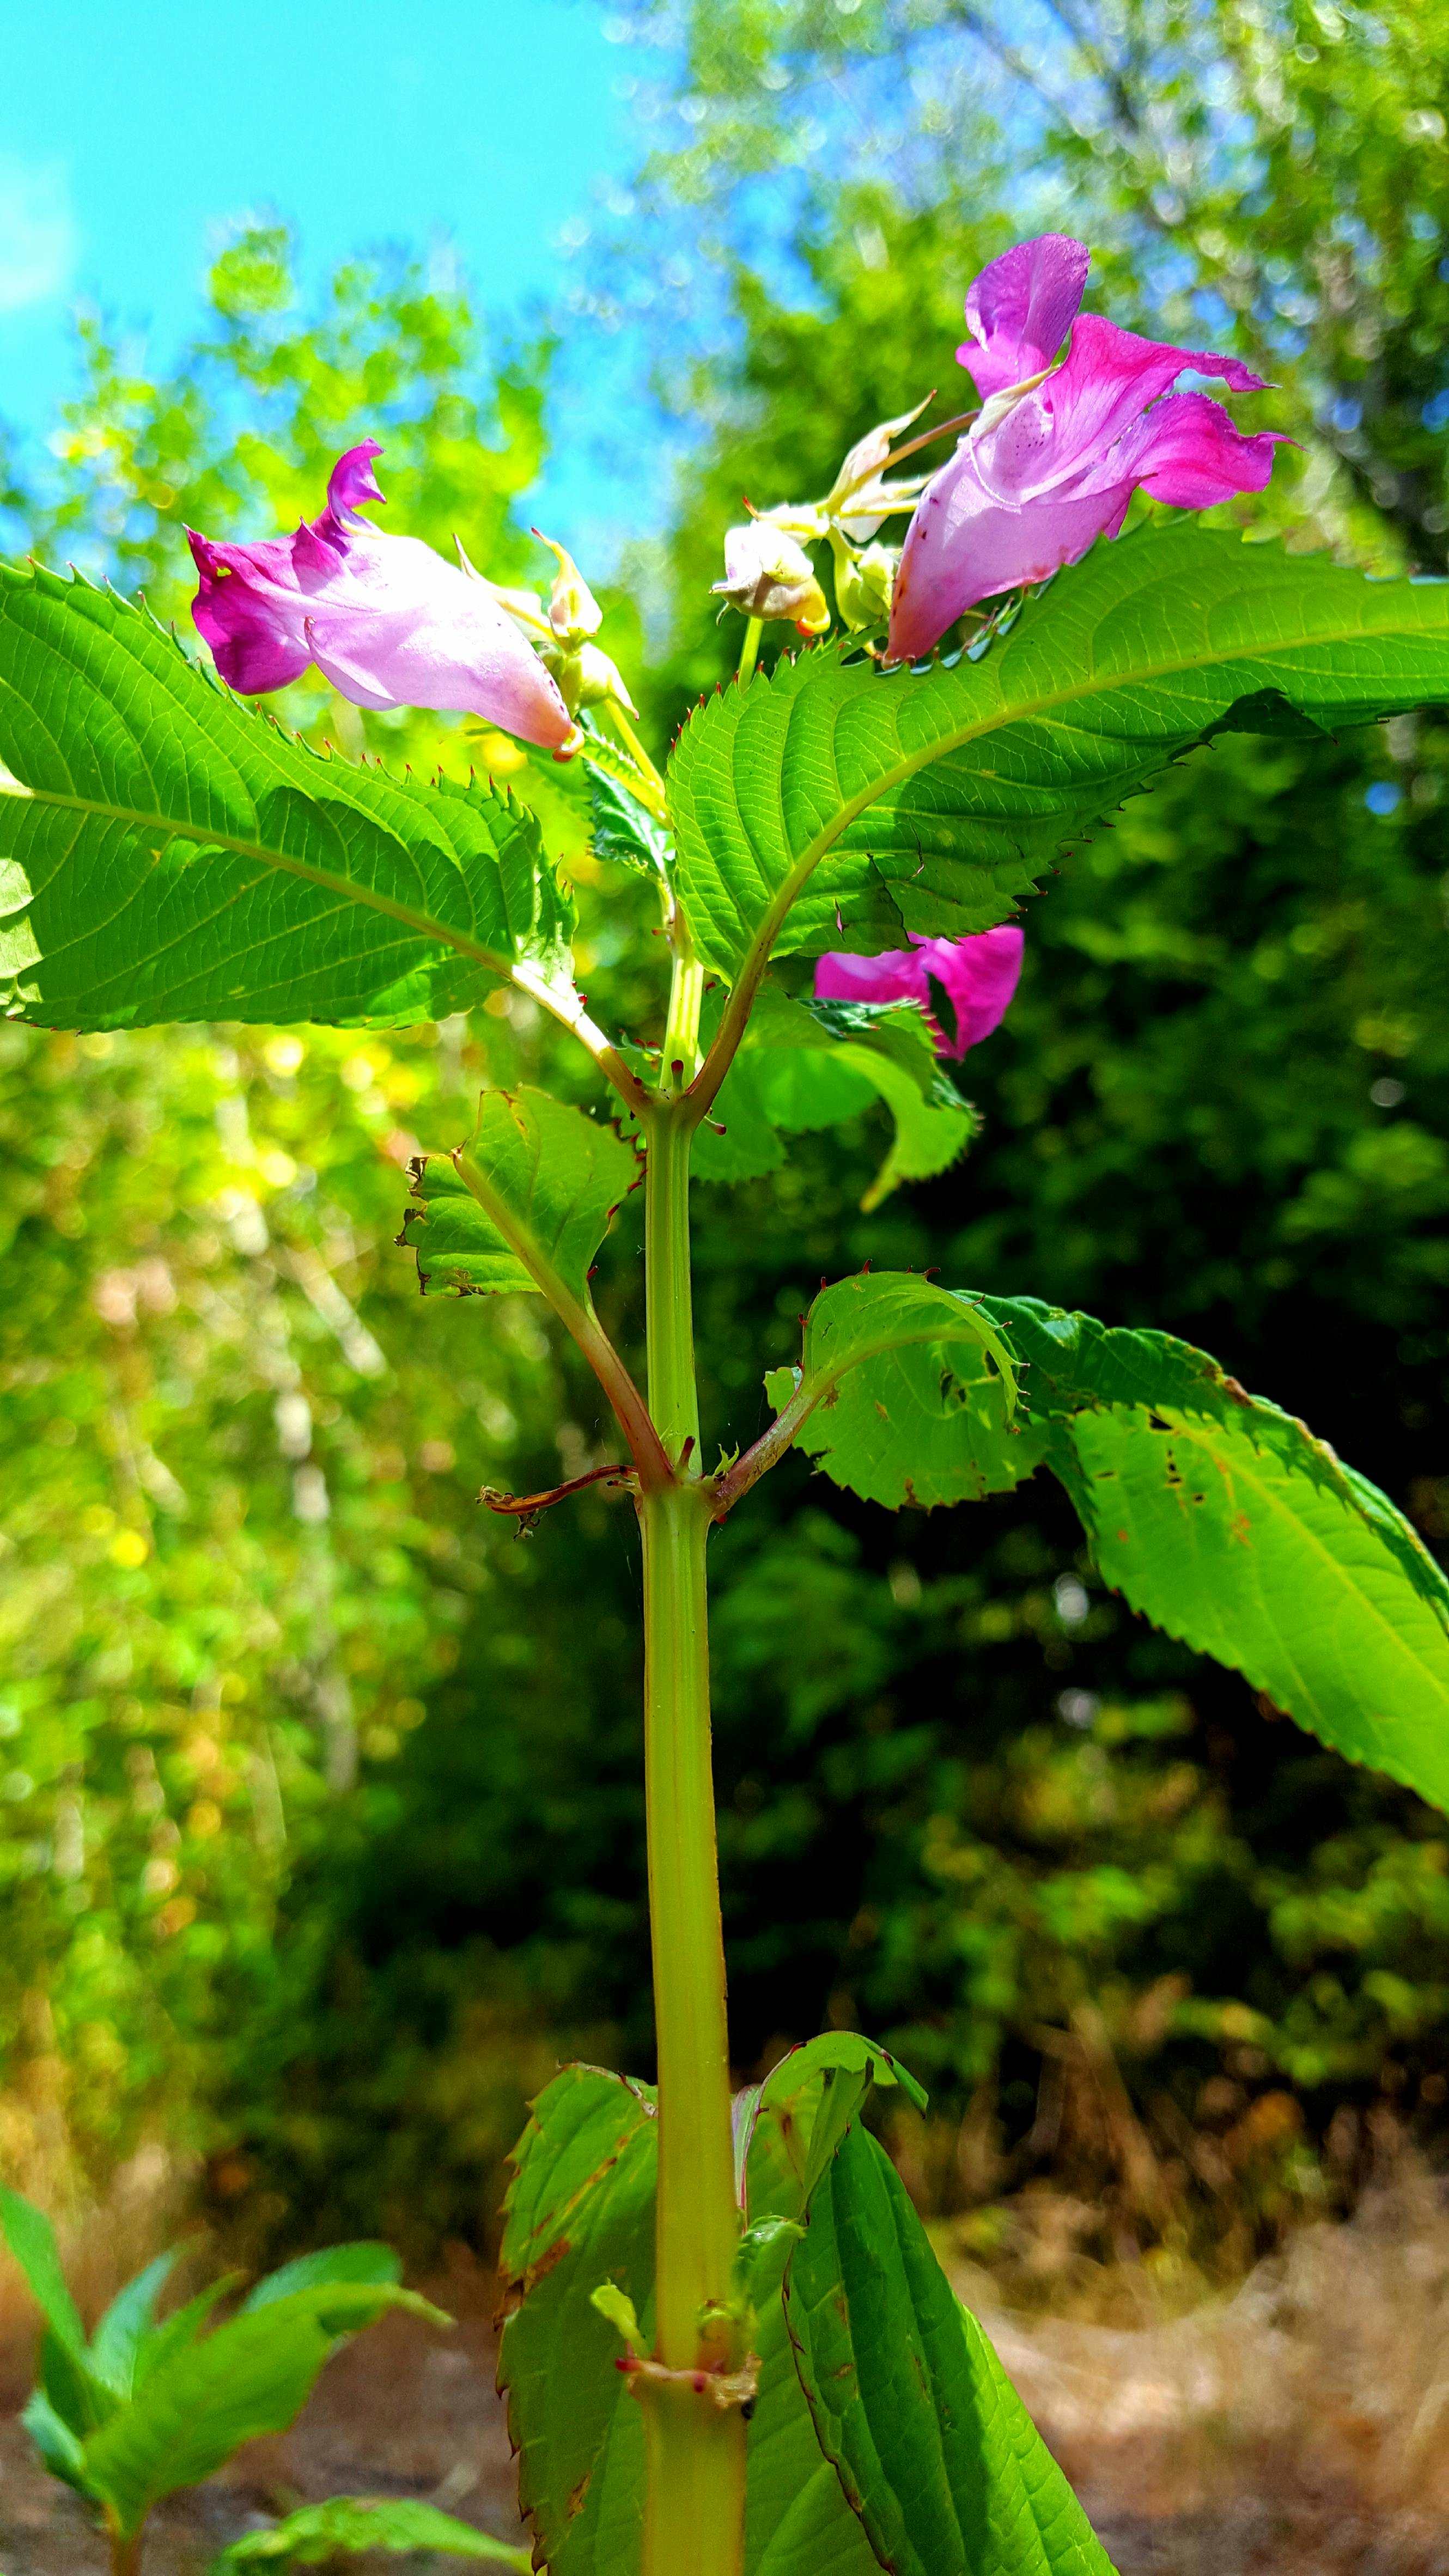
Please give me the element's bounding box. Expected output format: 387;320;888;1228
736;617;762;684
643;1103;701;1468
638;1475;744;2575
638;960;745;2567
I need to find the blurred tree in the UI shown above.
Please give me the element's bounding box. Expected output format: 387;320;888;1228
3;5;1449;2275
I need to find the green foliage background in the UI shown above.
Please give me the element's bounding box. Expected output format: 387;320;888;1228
1;0;1447;2276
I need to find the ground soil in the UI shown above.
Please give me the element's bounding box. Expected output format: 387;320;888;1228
4;2180;1449;2575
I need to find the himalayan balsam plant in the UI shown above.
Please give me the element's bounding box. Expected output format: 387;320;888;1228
2;235;1448;2576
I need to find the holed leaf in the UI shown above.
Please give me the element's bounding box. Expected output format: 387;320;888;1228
497;2066;657;2576
985;1296;1449;1811
402;1086;640;1312
666;522;1449;976
766;1281;1449;1812
760;1274;1023;1510
786;2121;1114;2576
0;565;575;1029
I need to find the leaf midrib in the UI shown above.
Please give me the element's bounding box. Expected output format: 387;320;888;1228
0;780;514;979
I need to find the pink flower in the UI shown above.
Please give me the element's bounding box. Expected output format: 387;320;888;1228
887;234;1288;661
188;442;573;750
814;924;1024;1059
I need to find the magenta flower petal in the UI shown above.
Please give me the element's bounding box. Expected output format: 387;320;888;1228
1091;389;1285;510
887;463;1129;662
814;924;1024;1060
189;532;314;695
888;235;1286;662
325;439;387;528
188;443;573;750
958;235;1090;399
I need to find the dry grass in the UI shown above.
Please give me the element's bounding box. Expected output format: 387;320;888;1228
946;2139;1449;2570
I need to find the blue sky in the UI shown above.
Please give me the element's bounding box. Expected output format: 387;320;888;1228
0;0;652;543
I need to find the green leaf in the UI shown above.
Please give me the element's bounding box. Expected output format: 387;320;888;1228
586;761;673;882
786;2122;1113;2576
40;2325;116;2440
240;2242;400;2312
403;1086;640;1313
666;523;1449;976
981;1296;1449;1811
762;1273;1024;1510
0;2189;86;2358
497;2066;657;2576
499;2047;930;2576
740;2050;906;2576
695;990;976;1205
131;2276;242;2393
208;2494;531;2570
0;564;576;1029
838;1052;975;1212
82;2282;448;2536
737;2034;929;2217
21;2388;90;2496
770;1280;1449;1811
88;2249;184;2397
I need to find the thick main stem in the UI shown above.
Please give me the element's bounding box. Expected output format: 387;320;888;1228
638;1088;745;2575
640;1479;744;2572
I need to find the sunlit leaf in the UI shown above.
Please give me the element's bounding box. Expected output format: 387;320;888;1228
240;2242;400;2312
403;1086;641;1311
81;2281;449;2537
667;524;1449;975
760;1273;1024;1509
0;2189;86;2358
768;1282;1449;1809
88;2249;184;2398
984;1296;1449;1811
0;566;576;1029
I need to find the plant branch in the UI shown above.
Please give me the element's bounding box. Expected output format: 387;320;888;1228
509;961;649;1113
478;1461;634;1518
453;1144;671;1492
606;701;669;806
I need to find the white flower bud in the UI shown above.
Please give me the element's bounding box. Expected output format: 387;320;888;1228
712;520;830;631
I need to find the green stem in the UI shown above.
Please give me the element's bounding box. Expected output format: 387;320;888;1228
643;1099;701;1468
736;617;762;685
607;699;669;805
638;1481;744;2576
636;944;745;2567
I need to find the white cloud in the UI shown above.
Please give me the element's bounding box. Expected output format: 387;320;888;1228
0;155;76;314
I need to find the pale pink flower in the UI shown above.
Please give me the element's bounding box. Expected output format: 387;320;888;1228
188;442;573;749
814;924;1024;1059
888;235;1287;660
